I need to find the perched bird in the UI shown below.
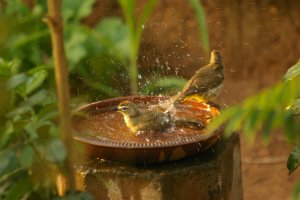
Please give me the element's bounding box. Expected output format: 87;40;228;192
117;100;204;133
171;50;224;104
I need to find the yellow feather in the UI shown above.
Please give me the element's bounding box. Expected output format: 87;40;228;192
183;94;205;102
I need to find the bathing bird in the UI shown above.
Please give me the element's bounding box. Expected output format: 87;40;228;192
117;100;204;133
171;50;224;104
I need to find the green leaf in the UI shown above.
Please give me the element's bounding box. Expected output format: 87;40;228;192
5;177;33;200
76;0;95;20
224;108;247;136
207;106;239;134
242;108;262;141
54;191;94;200
287;145;300;175
20;145;34;168
93;17;130;60
287;99;300;116
27;89;48;106
65;27;88;69
292;181;300;200
0;58;12;77
45;139;67;163
284;112;296;142
283;59;300;81
25;69;47;95
62;0;96;22
261;110;277;140
141;77;187;95
24;123;38;140
6;73;26;90
11;30;49;50
0;151;13;176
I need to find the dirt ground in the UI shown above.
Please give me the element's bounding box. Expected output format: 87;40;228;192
240;132;300;200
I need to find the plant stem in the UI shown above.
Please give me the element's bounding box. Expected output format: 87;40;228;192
129;42;138;95
44;0;75;192
188;0;210;60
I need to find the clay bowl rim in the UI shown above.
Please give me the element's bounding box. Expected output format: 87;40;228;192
72;96;223;149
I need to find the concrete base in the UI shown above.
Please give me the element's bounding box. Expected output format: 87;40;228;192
73;134;243;200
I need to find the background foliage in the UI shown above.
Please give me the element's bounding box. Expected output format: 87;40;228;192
208;60;300;199
0;0;209;198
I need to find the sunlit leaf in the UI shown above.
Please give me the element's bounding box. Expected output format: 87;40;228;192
261;110;277;140
224;107;247;136
288;99;300;115
76;0;95;19
287;145;300;175
283;59;300;81
242;108;262;141
62;0;96;22
25;69;47;95
207;106;239;134
0;58;12;77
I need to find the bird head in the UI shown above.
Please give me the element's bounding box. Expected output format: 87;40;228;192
210;50;222;64
117;101;141;117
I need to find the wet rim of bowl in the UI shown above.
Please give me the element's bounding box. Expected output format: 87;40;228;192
72;96;223;149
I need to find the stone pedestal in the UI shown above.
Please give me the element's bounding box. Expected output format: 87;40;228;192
73;134;243;200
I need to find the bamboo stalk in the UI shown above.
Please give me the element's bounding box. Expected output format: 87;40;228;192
43;0;75;192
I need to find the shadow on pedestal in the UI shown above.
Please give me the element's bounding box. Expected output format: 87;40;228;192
73;134;243;200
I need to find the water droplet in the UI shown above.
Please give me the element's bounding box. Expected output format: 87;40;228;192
138;74;142;79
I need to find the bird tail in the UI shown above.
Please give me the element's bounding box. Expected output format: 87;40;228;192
174;118;205;129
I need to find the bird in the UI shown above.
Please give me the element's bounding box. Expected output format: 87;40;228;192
117;100;204;133
171;50;224;104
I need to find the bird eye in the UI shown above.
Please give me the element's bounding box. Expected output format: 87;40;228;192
120;106;128;111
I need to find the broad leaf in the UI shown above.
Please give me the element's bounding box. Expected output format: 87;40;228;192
5;177;33;200
20;145;34;168
283;59;300;81
25;69;47;95
44;139;67;163
6;73;26;90
287;99;300;116
287;145;300;175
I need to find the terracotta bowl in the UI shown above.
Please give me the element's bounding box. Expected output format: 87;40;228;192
72;96;222;164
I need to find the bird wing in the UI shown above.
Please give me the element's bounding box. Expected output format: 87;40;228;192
180;64;224;96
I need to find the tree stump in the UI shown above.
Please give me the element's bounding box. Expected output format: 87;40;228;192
72;134;243;200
